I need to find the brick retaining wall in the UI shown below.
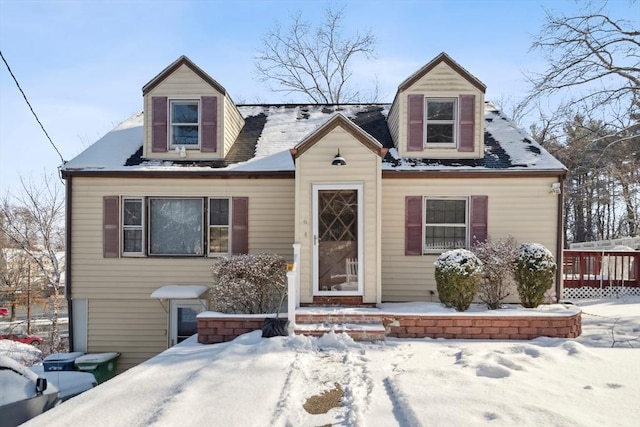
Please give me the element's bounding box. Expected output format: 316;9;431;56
383;312;581;340
198;311;581;344
198;316;266;344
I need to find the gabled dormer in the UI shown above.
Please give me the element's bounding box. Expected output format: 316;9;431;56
387;52;486;159
141;56;245;161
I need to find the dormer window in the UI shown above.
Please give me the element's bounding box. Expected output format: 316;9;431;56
425;98;457;147
407;94;475;153
170;100;199;147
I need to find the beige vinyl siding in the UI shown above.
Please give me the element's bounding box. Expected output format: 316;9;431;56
392;62;485;160
70;177;295;300
381;177;560;302
87;298;167;372
223;95;244;156
386;100;399;148
295;126;382;303
143;63;235;161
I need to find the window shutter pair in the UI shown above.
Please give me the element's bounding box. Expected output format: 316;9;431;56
404;195;488;256
406;94;475;153
151;96;218;153
103;196;248;257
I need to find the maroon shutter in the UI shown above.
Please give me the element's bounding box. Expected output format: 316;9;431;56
152;97;168;152
405;196;423;255
470;195;488;245
201;96;218;153
407;94;424;152
458;94;475;152
231;197;248;254
103;196;120;258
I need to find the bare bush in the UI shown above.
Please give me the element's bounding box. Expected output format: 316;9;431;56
472;236;518;309
210;253;287;314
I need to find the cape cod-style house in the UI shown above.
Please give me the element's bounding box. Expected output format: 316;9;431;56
61;53;567;370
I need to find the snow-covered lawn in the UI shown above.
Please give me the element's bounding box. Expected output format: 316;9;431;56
23;297;640;427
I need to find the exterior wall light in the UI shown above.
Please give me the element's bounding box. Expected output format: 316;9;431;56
550;182;561;195
331;149;346;166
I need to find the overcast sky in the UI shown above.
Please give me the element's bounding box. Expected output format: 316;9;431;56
0;0;635;194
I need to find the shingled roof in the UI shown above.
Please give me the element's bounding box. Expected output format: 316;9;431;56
62;103;566;175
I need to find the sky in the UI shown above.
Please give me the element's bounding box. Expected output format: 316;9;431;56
0;0;636;194
2;296;637;426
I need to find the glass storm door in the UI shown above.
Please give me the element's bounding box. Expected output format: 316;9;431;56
313;184;362;294
169;300;203;346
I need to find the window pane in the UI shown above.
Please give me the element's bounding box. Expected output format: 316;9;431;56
427;101;454;120
426;199;466;224
150;199;203;255
123;229;142;253
209;227;229;253
209;199;229;226
425;226;466;250
123;199;142;226
172;125;199;145
426;124;454;143
171;102;198;124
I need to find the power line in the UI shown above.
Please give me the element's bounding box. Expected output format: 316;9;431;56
0;50;65;164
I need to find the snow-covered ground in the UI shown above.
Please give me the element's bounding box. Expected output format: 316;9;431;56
20;297;640;427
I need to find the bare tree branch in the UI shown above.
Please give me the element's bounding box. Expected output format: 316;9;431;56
255;6;376;103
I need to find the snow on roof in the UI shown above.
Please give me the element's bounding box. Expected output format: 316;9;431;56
62;103;565;174
150;285;209;299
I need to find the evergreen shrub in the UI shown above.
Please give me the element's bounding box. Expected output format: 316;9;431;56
434;249;483;312
513;243;557;308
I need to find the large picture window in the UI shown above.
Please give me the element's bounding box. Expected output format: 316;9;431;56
424;197;468;251
170;100;199;147
149;198;203;256
208;198;230;255
122;198;144;255
425;98;456;147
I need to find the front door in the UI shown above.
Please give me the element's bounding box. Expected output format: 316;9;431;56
169;300;204;346
312;184;363;295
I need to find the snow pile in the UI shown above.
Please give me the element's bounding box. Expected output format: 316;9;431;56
18;297;640;427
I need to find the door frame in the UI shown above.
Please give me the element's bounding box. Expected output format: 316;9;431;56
168;299;206;347
312;183;364;296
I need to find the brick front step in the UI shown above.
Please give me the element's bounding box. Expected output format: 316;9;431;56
294;323;386;342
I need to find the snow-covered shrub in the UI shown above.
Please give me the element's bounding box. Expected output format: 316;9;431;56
434;249;483;312
210;253;287;314
471;236;518;309
513;243;557;308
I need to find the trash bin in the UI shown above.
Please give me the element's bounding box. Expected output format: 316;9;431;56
74;352;120;384
44;352;85;372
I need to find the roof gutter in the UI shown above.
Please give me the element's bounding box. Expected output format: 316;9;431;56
65;175;74;352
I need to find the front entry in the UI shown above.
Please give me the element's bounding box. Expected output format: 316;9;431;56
169;299;204;346
312;184;363;295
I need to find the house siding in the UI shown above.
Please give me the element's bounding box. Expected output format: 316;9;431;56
392;61;485;160
87;298;167;372
69;176;294;367
223;95;244;157
381;177;560;302
295;126;382;304
143;64;242;160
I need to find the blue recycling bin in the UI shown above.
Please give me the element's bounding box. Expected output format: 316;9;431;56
43;352;85;372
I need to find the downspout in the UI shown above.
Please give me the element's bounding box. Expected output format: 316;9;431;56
555;174;565;300
65;175;74;351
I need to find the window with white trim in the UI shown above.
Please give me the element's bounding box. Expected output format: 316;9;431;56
208;198;230;255
424;197;468;251
149;198;204;256
425;98;457;147
170;100;199;147
122;197;144;255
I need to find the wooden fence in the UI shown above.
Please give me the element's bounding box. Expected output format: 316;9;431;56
562;250;639;298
